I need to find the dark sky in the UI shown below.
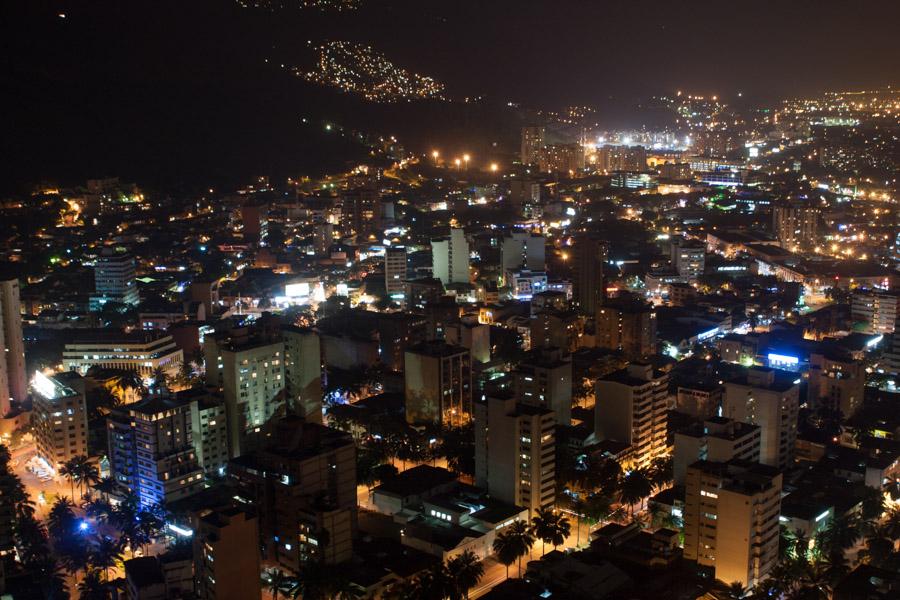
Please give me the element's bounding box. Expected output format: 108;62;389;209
2;0;898;190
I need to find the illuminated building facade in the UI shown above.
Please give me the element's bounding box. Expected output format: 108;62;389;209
772;201;819;251
204;325;285;457
404;341;472;427
90;247;140;310
723;367;799;469
341;187;379;240
33;371;88;469
385;245;408;301
281;326;323;424
595;299;657;360
513;347;572;426
107;395;205;506
684;460;782;589
670;238;706;280
474;392;556;514
431;227;470;286
520;125;546;166
62;330;183;378
851;289;898;334
594;363;669;470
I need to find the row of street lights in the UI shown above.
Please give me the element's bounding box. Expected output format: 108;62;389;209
431;150;498;173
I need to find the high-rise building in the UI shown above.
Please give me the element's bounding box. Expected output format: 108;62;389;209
90;247;140;310
107;394;205;506
193;507;261;600
281;325;322;423
404;341;472;427
885;327;900;377
683;460;782;589
124;551;194;600
594;363;669;470
385;246;408;301
572;235;607;316
341;187;379;240
851;290;898;334
808;350;865;419
509;179;542;218
32;371;88;469
537;143;585;175
513;347;572;426
431;227;470;286
176;388;230;477
673;418;761;485
0;457;16;556
0;276;26;415
501;232;545;274
772;201;819;250
595;144;648;172
240;201;268;244
124;556;167;600
444;319;490;364
670;238;706;280
520;126;546;166
474;391;555;514
675;382;723;419
723;367;799;469
205;324;286;457
530;309;581;353
595;298;657;360
229;416;356;569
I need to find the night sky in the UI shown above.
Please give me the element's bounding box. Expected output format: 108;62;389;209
2;0;898;190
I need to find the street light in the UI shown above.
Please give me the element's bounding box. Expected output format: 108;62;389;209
463;154;470;169
454;158;462;169
490;162;499;173
432;150;439;164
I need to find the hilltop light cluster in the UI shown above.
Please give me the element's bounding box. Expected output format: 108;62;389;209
298;41;446;103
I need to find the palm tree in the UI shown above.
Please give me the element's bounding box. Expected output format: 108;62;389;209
583;493;614;535
415;563;454;600
648;456;673;492
619;468;653;516
727;581;747;599
47;496;77;542
596;458;623;497
815;513;862;559
32;555;70;599
266;568;291;600
446;550;484;599
59;458;78;499
496;520;535;578
90;535;124;582
95;476;117;502
66;455;99;497
492;529;520;580
858;485;886;521
78;567;108;599
531;508;570;555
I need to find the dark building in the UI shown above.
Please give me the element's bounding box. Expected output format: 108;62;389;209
229;416;356;570
572;235;608;316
